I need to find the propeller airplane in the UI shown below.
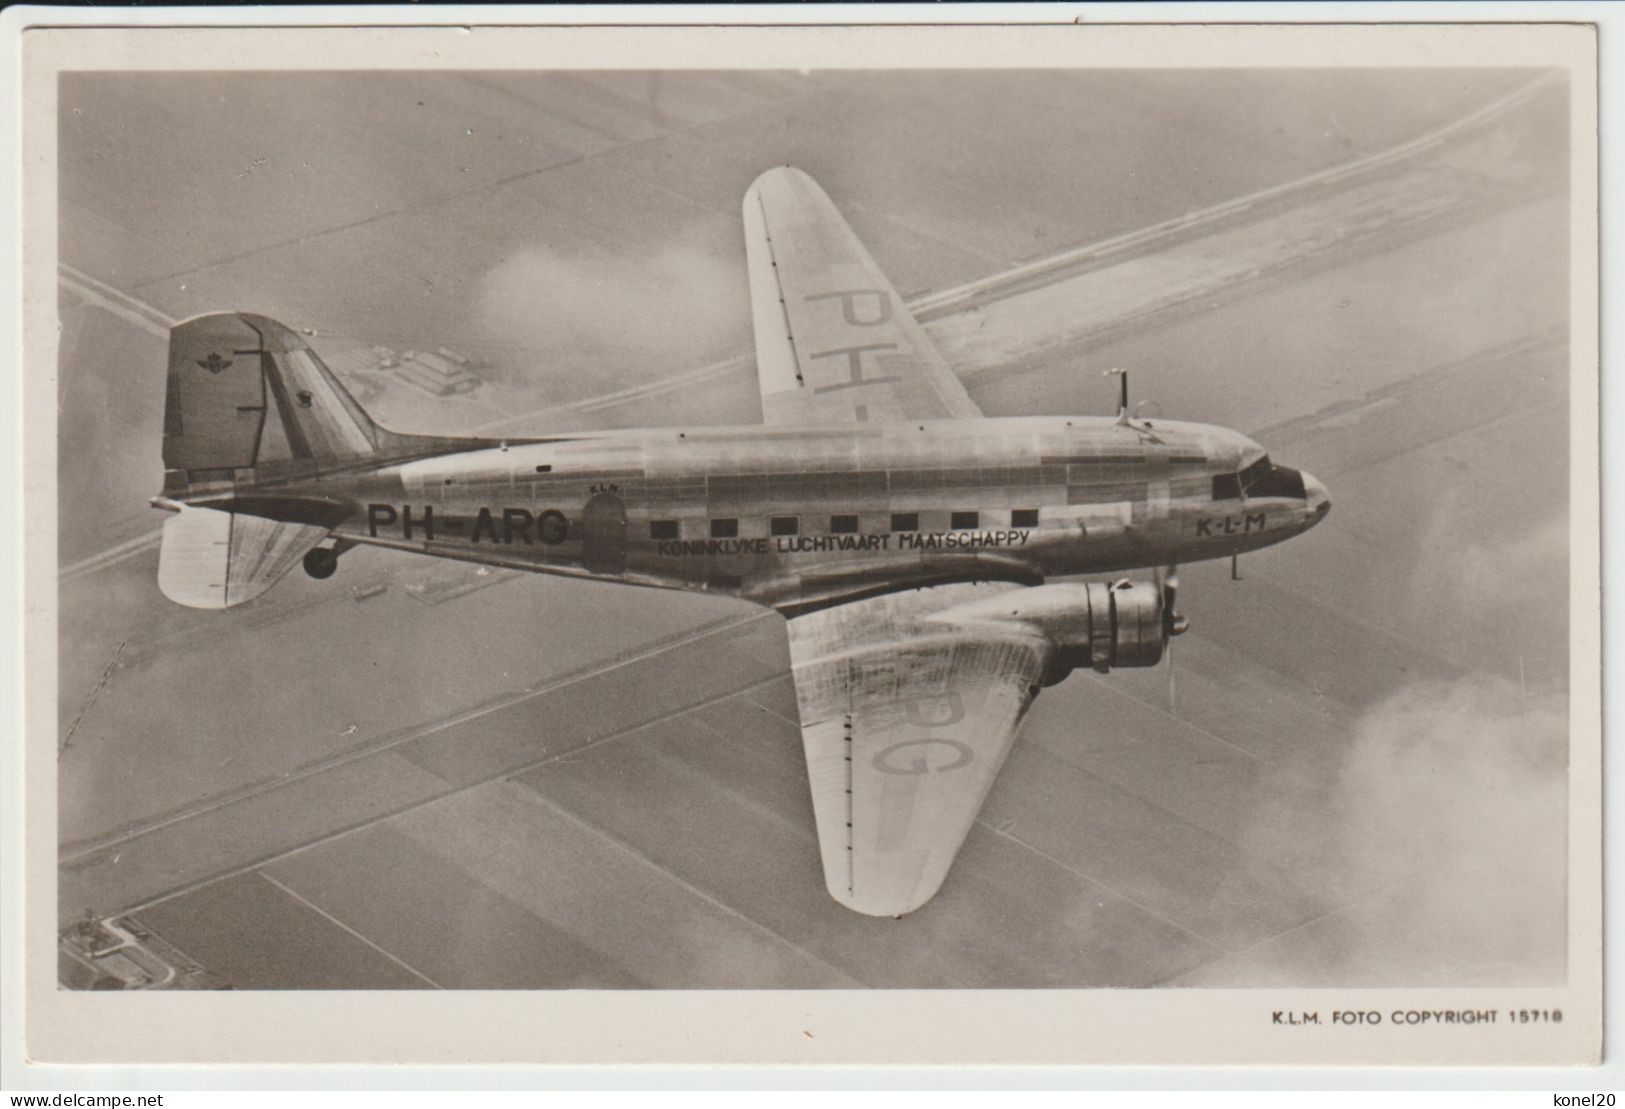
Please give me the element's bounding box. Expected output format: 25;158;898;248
153;167;1330;916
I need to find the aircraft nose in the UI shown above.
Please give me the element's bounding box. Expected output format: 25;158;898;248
1303;471;1331;523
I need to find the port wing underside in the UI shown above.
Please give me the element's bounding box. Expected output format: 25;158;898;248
786;582;1051;916
743;166;983;426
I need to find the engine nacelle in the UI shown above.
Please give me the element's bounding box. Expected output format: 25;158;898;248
938;580;1168;686
1044;579;1165;682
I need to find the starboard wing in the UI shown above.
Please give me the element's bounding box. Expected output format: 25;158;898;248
786;582;1052;916
743;166;982;426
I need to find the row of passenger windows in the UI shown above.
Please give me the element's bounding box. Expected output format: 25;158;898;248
649;509;1040;541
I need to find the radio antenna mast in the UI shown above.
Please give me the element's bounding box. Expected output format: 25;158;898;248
1104;368;1130;426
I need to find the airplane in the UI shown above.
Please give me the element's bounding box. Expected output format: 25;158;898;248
152;166;1330;917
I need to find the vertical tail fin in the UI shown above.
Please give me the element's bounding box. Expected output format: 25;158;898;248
162;312;383;491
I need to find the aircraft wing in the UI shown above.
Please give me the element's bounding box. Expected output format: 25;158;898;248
743;166;982;425
786;582;1052;916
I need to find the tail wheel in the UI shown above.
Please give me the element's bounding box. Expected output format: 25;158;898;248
303;547;339;580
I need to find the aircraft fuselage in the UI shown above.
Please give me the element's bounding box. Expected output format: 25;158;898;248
187;414;1329;613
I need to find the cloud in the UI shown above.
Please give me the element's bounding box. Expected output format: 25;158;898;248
471;231;750;391
1450;513;1569;608
1244;673;1567;985
1395;502;1569;690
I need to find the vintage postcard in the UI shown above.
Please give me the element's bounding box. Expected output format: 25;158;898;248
10;14;1601;1069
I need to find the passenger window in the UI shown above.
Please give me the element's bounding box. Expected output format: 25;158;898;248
1011;508;1039;528
710;518;738;539
1212;473;1241;500
951;511;980;530
830;515;859;534
770;516;799;536
890;512;919;532
650;520;678;540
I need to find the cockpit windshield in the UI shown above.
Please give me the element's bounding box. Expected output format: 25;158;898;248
1212;454;1307;501
1239;455;1273;490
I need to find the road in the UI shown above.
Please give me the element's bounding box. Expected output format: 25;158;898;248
55;68;1570;989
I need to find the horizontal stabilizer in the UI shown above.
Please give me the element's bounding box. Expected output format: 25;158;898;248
157;506;328;609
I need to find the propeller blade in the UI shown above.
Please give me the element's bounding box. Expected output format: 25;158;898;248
1162;565;1189;637
1162;564;1183;716
1167;634;1178;718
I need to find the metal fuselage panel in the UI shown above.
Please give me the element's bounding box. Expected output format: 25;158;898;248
238;416;1320;610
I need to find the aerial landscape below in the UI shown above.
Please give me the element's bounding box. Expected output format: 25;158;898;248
56;67;1569;990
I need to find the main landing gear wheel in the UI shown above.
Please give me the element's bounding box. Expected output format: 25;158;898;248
303;547;339;580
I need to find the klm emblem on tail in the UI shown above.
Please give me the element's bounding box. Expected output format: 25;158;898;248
196;352;233;374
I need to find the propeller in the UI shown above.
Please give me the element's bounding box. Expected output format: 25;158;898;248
1162;566;1190;636
1162;566;1189;716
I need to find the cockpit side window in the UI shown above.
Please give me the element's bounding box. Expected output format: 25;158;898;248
1212;472;1241;500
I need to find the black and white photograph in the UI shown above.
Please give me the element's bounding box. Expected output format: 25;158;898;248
14;18;1601;1069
